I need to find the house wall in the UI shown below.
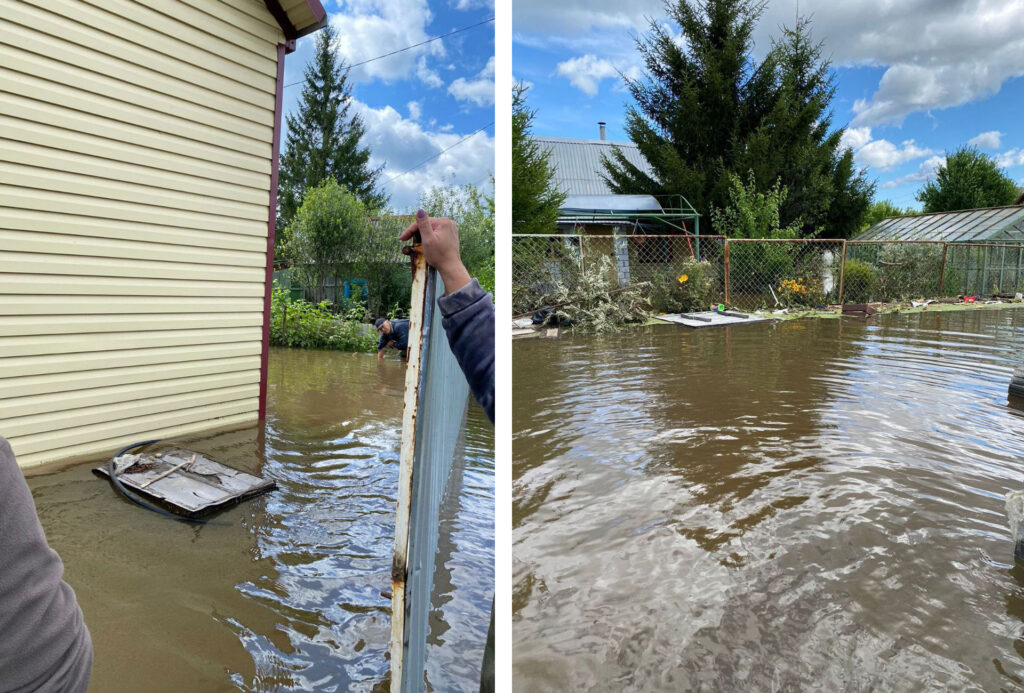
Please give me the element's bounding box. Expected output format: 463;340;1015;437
0;0;284;467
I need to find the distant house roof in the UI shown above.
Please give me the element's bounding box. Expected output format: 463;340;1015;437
855;205;1024;243
535;137;655;196
561;194;664;214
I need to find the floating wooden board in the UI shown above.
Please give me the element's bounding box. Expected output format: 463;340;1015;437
93;447;275;518
654;311;771;328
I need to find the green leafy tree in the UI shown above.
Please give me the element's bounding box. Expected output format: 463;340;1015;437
712;171;804;293
916;146;1018;212
711;171;803;239
513;83;566;234
278;23;385;253
420;182;495;293
604;3;873;237
862;200;919;230
283;178;368;303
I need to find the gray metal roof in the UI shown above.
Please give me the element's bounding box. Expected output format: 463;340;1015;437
534;137;655;196
855;205;1024;243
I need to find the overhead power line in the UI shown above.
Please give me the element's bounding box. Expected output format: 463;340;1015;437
381;121;494;187
284;17;495;89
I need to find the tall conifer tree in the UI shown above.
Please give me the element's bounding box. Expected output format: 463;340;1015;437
604;2;873;237
278;23;385;242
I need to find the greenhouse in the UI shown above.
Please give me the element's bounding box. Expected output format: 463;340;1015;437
850;206;1024;298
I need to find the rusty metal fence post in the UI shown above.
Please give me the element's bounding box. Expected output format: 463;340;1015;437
837;240;848;305
723;239;731;305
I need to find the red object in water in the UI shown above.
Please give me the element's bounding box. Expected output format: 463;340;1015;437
964;296;977;303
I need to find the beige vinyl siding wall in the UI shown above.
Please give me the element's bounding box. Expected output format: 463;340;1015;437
0;0;283;467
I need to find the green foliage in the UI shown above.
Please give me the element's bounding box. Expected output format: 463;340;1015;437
513;83;567;234
712;171;802;294
710;172;803;240
604;5;873;238
841;259;878;303
344;215;411;318
420;182;495;293
874;243;944;300
547;255;650;332
916;146;1019;213
278;22;385;254
270;284;377;352
283;178;369;302
862;200;919;230
647;259;717;313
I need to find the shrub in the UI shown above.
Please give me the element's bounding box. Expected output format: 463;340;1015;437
647;259;717;313
546;255;650;332
776;276;826;307
270;284;377;352
875;243;944;300
841;259;878;303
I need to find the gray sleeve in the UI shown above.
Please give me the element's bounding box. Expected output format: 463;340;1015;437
437;279;495;424
0;438;92;693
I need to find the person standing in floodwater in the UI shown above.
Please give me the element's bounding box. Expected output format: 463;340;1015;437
376;317;410;360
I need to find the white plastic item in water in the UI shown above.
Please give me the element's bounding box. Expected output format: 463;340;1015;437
1005;490;1024;557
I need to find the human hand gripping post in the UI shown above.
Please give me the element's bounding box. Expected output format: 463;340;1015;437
400;210;472;296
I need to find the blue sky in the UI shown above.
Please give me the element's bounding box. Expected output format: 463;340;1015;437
282;0;495;211
514;0;1024;212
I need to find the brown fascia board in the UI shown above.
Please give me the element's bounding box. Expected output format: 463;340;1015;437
263;0;327;42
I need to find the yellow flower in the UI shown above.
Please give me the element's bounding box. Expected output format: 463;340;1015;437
678;273;689;283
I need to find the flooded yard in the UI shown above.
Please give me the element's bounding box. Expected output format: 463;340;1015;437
514;308;1024;691
27;347;493;692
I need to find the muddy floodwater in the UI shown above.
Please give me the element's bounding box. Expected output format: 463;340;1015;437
27;347;493;692
514;308;1024;691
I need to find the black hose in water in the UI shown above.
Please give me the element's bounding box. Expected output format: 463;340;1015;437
107;440;209;525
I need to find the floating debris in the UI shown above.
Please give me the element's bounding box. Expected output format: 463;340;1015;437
94;447;275;518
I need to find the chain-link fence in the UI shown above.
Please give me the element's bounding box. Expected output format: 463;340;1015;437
512;234;725;315
725;239;844;309
512;233;1024;315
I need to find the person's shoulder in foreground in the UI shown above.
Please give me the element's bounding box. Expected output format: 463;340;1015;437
0;437;93;693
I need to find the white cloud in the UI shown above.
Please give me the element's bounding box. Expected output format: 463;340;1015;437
516;0;1024;126
838;127;934;171
840;126;872;151
448;56;495;107
407;100;422;120
354;99;494;209
881;155;946;189
555;54;624;96
996;148;1024;168
415;56;444;88
969;130;1003;149
330;0;445;85
452;0;493;9
856;139;934;170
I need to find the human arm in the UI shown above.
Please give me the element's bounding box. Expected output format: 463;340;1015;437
401;211;494;423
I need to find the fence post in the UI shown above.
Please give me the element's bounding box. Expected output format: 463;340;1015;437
282;302;287;342
938;243;949;296
723;239;731;305
837;240;848;305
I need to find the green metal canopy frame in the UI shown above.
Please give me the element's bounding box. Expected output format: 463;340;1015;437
557;194;704;255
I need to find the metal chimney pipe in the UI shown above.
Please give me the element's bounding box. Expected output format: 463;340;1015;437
598;122;606;140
